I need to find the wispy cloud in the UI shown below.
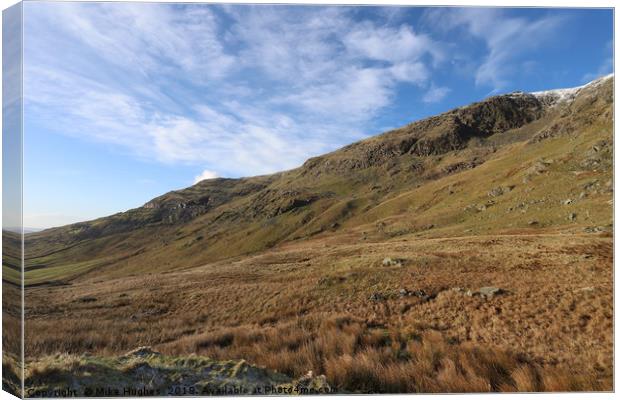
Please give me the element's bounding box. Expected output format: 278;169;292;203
422;84;450;103
425;8;565;91
24;3;450;178
24;4;588;182
226;6;440;119
343;22;444;64
19;4;612;229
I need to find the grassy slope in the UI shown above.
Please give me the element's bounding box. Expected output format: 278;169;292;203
23;232;613;392
16;76;612;285
349;121;611;238
16;77;614;393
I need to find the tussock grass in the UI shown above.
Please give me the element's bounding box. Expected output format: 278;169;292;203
22;231;613;392
155;314;606;393
15;79;614;393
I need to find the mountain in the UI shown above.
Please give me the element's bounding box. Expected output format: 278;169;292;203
18;74;613;284
11;74;614;393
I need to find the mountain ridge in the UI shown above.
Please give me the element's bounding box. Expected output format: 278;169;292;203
11;74;613;394
17;73;613;284
30;74;613;234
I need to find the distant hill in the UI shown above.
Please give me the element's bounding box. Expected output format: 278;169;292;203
3;227;42;234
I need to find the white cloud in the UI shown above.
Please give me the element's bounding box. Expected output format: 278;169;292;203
194;169;219;184
225;7;442;121
343;24;442;64
227;7;347;82
43;3;236;81
423;84;451;103
389;62;429;84
277;67;394;120
24;4;450;179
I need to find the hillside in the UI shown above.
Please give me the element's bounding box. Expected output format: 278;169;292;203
16;74;613;285
4;74;613;394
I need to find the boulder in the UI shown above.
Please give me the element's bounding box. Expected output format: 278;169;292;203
382;257;404;267
479;287;504;299
488;185;514;198
527;160;550;175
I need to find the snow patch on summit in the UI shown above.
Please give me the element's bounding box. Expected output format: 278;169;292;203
530;73;613;105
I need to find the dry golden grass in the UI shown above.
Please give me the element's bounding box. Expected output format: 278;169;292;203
22;231;613;392
10;70;614;394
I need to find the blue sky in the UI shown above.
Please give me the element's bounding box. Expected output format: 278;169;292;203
21;3;613;229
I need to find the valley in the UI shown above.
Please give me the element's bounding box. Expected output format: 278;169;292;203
3;74;614;394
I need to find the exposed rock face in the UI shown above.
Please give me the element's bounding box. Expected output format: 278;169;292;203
142;178;273;224
245;189;328;218
302;93;548;177
145;195;212;224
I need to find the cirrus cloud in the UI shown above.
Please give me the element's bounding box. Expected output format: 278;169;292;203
423;8;567;91
423;84;451;103
24;3;450;179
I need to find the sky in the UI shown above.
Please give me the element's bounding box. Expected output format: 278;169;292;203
20;3;613;229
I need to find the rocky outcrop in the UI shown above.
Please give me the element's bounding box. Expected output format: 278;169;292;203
23;349;331;397
142;178;273;224
25;177;274;246
245;189;330;219
301;93;548;177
